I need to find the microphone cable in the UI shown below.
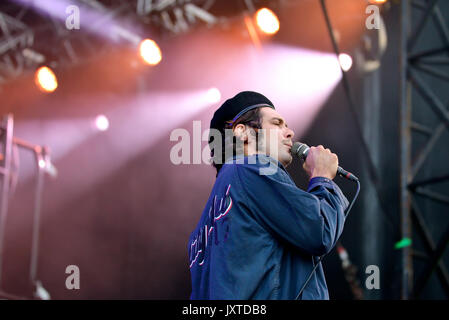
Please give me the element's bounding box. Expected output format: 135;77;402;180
295;179;361;300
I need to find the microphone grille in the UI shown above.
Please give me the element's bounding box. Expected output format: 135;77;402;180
292;142;309;159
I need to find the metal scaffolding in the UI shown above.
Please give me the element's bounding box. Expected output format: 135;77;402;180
399;0;449;299
0;114;56;299
0;0;145;85
0;0;285;86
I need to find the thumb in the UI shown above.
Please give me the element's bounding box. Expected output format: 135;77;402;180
302;161;308;170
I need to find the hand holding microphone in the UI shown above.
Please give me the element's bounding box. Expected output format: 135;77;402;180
302;144;338;180
292;142;358;182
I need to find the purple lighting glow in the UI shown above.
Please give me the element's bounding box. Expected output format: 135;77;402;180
12;0;143;44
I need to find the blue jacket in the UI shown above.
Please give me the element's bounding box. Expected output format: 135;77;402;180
188;154;349;299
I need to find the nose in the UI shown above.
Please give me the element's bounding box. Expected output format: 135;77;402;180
285;127;294;139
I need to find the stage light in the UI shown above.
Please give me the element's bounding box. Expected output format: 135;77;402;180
206;88;221;104
338;53;353;72
95;115;109;131
369;0;387;4
255;8;280;35
38;159;46;169
35;66;58;93
139;39;162;66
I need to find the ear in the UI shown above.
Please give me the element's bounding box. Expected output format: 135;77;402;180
233;124;248;142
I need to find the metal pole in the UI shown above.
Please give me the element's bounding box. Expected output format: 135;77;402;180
0;114;14;289
29;149;45;287
408;174;449;189
399;0;413;300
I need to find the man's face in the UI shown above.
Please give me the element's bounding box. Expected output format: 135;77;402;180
258;107;295;167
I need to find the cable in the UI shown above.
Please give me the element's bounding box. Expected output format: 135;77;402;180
295;179;361;300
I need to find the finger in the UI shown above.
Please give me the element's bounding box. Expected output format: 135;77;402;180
332;154;339;164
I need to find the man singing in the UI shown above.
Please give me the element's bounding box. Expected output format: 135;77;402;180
188;91;349;299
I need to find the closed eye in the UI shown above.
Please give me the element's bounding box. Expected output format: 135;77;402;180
272;118;288;128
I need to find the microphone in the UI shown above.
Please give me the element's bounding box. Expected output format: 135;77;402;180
291;142;359;182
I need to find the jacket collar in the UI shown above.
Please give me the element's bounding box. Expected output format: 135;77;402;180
224;153;288;173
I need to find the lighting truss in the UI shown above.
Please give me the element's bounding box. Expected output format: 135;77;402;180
399;0;449;299
0;0;280;85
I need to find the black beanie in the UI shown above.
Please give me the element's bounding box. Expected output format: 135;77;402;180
209;91;275;132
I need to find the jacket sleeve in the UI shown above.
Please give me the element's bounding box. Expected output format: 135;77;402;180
236;164;349;256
